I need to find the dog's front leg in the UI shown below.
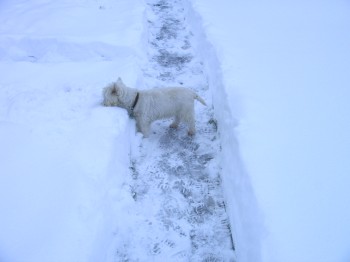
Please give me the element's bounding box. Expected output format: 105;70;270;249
136;117;151;138
169;116;180;129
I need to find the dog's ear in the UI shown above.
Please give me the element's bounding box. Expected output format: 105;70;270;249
117;77;123;84
117;77;126;88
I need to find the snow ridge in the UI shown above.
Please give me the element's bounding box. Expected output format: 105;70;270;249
112;0;236;261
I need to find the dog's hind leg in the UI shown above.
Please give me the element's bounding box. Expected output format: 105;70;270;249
179;102;196;136
182;113;196;136
187;124;196;136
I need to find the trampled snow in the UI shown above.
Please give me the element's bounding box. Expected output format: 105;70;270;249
1;0;350;262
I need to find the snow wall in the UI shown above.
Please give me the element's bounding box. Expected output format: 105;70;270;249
192;0;350;262
186;2;264;262
0;1;144;261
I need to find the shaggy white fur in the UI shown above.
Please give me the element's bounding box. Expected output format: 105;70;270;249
103;78;206;137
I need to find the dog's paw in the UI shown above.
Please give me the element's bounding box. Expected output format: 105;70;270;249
169;123;178;129
187;130;195;136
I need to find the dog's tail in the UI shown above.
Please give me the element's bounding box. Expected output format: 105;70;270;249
194;93;207;106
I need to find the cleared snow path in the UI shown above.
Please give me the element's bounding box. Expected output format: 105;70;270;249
113;0;235;261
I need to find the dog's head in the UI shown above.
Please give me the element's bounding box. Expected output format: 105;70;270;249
102;78;126;107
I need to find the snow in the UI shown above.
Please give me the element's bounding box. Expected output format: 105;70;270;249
0;0;143;261
193;0;350;262
1;0;350;261
107;0;235;260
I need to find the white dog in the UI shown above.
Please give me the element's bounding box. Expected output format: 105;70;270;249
103;78;206;137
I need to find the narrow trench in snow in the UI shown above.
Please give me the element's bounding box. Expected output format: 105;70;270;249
115;0;236;261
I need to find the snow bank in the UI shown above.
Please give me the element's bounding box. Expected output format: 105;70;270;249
0;1;144;261
193;0;350;262
187;2;263;262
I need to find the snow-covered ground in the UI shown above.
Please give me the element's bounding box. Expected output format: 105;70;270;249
0;1;144;261
193;0;350;262
1;0;350;262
